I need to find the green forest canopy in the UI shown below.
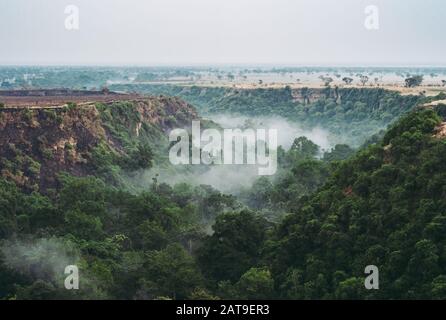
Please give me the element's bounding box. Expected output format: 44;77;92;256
2;100;446;299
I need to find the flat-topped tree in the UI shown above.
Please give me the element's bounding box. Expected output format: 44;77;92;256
342;77;353;85
405;75;424;88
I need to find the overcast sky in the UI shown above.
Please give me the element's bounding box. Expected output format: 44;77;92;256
1;0;445;66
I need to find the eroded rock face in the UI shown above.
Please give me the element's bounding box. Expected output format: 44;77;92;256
0;96;199;191
434;122;446;139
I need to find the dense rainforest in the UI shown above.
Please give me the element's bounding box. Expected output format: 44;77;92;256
1;86;446;299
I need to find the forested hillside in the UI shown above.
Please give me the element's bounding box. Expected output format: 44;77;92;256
197;106;446;299
0;97;198;191
1;86;446;298
110;85;426;146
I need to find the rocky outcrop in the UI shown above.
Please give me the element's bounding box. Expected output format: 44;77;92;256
0;96;199;191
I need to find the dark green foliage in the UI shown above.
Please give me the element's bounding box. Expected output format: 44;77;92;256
141;244;204;299
323;144;355;162
266;109;446;299
0;174;236;300
197;211;270;283
242;136;330;214
218;267;275;299
125;143;154;170
405;75;424;88
290;137;319;158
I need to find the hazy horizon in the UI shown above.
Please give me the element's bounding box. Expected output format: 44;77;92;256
2;64;446;68
1;0;446;66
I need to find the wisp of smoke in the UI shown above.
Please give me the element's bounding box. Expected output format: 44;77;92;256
125;114;335;193
208;114;333;151
1;237;80;284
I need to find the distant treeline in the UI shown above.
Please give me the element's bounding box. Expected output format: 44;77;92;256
110;84;429;146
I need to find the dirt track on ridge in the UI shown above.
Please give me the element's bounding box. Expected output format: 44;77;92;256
0;90;143;108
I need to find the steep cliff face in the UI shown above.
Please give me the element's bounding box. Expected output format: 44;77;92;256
0;96;198;191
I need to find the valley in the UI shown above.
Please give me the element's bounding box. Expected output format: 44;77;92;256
1;66;446;300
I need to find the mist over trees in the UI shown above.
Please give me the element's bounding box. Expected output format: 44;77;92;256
2;102;446;299
1;67;446;300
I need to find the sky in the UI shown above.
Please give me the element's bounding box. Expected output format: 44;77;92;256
0;0;445;66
